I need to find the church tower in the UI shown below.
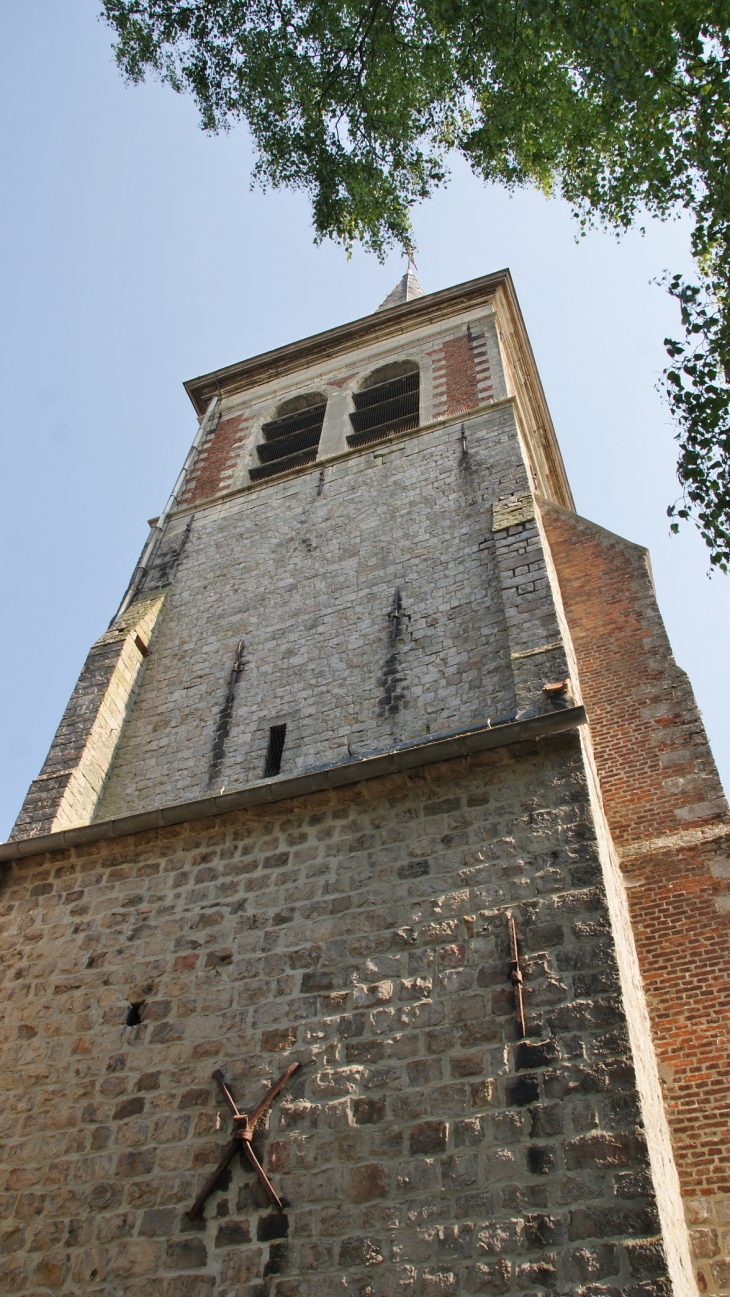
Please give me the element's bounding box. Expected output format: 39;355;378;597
2;270;729;1296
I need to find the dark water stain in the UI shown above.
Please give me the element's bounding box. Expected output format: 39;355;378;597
207;691;236;787
377;649;407;718
458;426;475;487
142;517;194;593
379;589;409;718
207;641;245;787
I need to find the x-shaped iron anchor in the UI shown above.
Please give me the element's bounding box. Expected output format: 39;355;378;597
188;1062;299;1219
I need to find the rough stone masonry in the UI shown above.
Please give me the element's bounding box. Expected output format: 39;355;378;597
1;738;676;1296
2;268;728;1296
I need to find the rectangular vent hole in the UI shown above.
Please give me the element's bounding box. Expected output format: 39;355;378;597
264;725;287;778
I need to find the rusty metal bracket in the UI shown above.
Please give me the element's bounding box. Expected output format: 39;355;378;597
188;1062;299;1219
508;913;527;1038
388;588;402;646
231;639;245;681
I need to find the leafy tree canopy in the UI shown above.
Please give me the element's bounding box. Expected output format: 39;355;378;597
103;0;730;569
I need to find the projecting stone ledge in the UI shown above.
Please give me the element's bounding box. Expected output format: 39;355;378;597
0;705;586;860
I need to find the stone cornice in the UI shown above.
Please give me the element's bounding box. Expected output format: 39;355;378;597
0;706;586;862
183;270;512;415
182;268;573;511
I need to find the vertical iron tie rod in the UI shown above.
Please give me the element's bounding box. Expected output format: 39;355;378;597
388;589;402;646
508;913;526;1038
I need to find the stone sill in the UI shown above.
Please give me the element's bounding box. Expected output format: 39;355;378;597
0;706;586;862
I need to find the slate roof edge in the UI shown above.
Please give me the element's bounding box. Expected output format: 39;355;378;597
0;707;586;862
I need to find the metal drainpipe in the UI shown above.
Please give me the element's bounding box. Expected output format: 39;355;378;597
112;394;220;623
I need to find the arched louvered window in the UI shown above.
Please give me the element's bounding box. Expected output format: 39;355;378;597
347;361;420;449
250;392;327;482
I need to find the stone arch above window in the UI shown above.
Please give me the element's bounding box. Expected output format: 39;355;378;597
347;360;420;449
249;391;327;482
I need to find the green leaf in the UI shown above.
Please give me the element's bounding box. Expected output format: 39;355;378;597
100;0;730;569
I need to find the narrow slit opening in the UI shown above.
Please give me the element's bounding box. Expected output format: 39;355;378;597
264;725;287;778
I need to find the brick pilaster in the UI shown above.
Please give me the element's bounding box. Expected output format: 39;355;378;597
542;499;730;1295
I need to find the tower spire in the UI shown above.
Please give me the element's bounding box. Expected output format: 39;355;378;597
376;251;425;311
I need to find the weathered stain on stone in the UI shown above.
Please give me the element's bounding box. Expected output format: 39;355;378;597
377;648;406;719
141;515;194;593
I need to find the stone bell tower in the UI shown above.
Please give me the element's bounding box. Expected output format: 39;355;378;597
2;269;729;1297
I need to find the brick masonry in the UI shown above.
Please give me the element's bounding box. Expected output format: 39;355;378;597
181;413;255;510
0;736;675;1296
541;501;730;1295
429;318;499;421
431;334;479;417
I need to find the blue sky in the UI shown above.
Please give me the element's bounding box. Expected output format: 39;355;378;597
1;0;728;838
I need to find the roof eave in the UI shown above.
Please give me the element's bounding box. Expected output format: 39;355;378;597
183;268;513;415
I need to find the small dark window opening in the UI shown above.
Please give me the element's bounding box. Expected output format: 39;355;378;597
250;393;327;483
126;1003;143;1026
347;361;419;449
264;725;287;778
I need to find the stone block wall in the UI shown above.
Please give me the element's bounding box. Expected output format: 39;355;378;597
94;405;567;823
10;285;555;844
0;734;674;1296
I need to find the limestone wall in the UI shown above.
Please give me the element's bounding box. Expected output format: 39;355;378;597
10;289;566;843
0;735;675;1296
97;405;566;821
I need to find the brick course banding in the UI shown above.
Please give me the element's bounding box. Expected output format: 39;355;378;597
181;413;254;507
